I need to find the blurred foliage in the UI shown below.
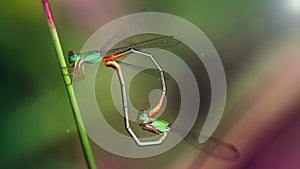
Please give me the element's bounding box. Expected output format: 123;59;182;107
0;0;299;169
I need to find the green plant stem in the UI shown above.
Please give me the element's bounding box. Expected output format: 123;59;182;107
41;1;96;169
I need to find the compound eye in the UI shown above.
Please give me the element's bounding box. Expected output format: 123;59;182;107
68;50;79;63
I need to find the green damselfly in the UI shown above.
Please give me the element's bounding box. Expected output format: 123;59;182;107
138;112;240;161
67;35;180;81
108;60;240;161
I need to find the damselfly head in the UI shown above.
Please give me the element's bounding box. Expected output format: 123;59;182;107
137;110;149;122
68;50;79;63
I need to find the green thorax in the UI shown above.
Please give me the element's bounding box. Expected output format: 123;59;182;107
150;117;170;132
80;51;102;63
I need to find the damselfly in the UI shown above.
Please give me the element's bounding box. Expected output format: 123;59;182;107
66;35;180;81
138;112;240;162
107;60;240;161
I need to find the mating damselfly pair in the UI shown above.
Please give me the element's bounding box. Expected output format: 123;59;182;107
66;35;240;161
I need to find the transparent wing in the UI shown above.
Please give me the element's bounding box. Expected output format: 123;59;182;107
184;131;240;161
171;126;240;161
115;60;164;80
100;36;181;56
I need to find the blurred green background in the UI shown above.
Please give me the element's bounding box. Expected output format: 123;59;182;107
1;0;299;169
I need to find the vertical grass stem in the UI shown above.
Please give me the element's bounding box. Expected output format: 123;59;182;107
41;1;96;168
